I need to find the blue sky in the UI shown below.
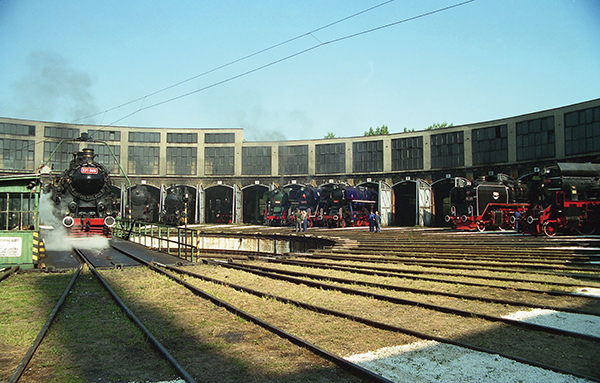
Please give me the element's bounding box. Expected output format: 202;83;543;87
0;0;599;141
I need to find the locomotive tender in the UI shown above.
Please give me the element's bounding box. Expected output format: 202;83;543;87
46;148;119;236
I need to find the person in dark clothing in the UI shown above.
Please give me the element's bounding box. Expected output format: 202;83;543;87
368;211;375;232
375;211;381;233
301;210;308;232
294;209;302;232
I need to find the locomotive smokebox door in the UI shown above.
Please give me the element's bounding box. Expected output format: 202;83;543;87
71;165;104;197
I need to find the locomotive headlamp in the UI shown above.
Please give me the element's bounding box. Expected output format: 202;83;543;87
104;216;116;227
68;202;78;212
63;216;75;228
97;202;106;211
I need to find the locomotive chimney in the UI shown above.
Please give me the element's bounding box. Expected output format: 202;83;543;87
81;148;95;162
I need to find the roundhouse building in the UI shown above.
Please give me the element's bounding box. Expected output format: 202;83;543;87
1;98;599;226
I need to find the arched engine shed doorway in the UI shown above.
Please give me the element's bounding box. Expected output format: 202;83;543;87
393;179;432;227
242;184;269;224
123;184;159;223
160;184;198;225
431;177;469;227
205;185;234;224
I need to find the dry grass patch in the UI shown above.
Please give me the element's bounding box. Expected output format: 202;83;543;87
101;267;364;383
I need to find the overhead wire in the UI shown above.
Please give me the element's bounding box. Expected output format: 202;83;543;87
106;0;475;127
22;2;400;155
73;0;396;124
26;0;475;158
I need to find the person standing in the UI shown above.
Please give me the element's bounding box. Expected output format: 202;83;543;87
294;209;302;232
375;211;381;233
301;210;308;232
368;211;375;232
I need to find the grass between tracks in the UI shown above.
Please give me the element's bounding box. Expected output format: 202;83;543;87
2;246;600;382
1;267;370;383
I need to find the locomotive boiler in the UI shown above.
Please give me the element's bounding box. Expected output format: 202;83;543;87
46;148;118;236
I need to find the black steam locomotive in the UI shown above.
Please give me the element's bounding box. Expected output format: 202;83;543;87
159;185;196;225
316;183;378;227
445;173;530;231
46;148;119;236
126;185;159;223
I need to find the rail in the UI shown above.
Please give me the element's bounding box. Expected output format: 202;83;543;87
113;220;335;262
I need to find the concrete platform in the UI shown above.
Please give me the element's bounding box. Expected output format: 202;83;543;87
40;237;188;271
109;237;191;266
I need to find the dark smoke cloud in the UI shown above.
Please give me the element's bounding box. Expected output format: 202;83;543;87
235;105;317;142
12;51;97;123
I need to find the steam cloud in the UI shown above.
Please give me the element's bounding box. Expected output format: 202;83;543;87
39;192;109;251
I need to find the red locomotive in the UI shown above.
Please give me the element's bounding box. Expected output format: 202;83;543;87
446;163;600;236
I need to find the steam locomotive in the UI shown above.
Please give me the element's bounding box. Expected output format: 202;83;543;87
445;173;530;231
263;183;378;227
159;185;196;225
126;185;159;223
446;163;600;236
316;184;378;227
46;148;119;236
263;188;290;226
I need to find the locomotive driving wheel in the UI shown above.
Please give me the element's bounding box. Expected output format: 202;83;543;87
542;221;558;237
476;221;486;232
576;223;596;235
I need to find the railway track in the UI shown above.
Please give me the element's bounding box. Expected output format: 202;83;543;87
2;244;391;383
157;259;600;380
4;248;195;383
142;228;600;382
3;227;600;382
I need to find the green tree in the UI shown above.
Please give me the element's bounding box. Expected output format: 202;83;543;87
364;124;389;136
324;132;336;139
426;122;453;130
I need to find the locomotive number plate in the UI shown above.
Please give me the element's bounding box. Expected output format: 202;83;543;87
80;167;98;174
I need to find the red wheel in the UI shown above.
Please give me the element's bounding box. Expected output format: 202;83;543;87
543;221;558;237
476;221;486;232
339;219;346;228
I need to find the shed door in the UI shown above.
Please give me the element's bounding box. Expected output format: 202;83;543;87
378;181;392;227
417;179;432;226
197;185;205;224
234;184;242;223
